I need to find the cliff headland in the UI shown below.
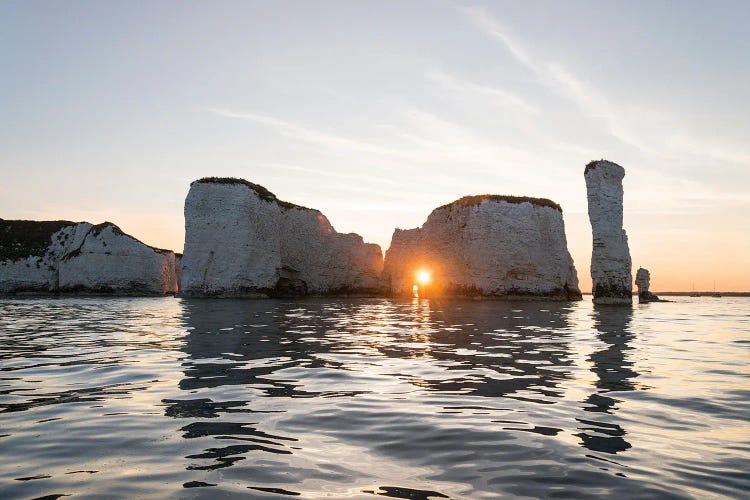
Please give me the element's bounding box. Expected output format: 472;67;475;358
0;219;179;295
1;161;659;301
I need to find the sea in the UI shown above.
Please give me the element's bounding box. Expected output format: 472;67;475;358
0;296;748;499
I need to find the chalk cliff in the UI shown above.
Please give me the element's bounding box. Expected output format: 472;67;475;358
381;195;581;300
585;160;633;305
0;219;180;295
635;267;660;303
180;178;383;297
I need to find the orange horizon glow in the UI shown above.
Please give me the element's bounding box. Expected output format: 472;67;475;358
9;210;747;293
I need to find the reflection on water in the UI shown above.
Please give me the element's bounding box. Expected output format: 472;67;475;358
0;297;749;498
577;306;636;455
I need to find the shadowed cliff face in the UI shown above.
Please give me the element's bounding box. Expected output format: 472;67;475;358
382;198;581;300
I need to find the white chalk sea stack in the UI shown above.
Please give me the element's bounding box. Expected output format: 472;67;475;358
635;267;659;303
0;219;180;295
381;195;582;300
585;160;633;304
180;178;383;297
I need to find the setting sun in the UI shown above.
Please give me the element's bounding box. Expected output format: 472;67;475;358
416;270;431;285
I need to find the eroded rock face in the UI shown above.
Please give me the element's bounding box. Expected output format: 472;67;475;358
180;178;383;297
585;160;633;304
0;219;180;295
635;267;659;303
381;195;581;300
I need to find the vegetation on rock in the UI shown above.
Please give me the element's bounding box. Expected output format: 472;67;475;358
0;219;75;261
436;195;562;213
193;177;310;210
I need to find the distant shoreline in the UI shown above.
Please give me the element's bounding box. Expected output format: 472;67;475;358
582;292;750;297
654;292;750;297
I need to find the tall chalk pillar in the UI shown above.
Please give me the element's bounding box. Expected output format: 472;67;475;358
585;160;632;305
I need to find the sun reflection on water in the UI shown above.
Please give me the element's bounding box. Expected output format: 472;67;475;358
0;297;748;498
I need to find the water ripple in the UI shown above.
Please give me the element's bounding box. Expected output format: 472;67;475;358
0;296;748;498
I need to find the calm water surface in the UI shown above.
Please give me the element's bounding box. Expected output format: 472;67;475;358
0;297;748;499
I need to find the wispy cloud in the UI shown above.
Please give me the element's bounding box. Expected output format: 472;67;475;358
462;5;750;173
246;161;405;188
426;69;538;114
548;64;655;153
396;107;538;166
242;161;442;202
207;107;408;158
208;105;539;176
463;8;537;71
461;6;652;153
665;133;750;166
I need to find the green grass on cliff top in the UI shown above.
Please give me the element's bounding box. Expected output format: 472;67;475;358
0;219;76;261
436;195;562;212
193;177;310;210
0;219;173;261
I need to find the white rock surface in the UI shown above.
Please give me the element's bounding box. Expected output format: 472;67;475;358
381;196;581;300
181;182;281;296
585;160;633;304
280;207;383;294
0;220;179;294
635;267;659;303
180;178;383;297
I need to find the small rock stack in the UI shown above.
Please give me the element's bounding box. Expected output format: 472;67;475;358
635;267;660;303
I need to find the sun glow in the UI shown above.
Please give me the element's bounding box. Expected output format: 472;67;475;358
416;270;431;285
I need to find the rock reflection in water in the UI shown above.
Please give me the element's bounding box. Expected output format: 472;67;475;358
175;298;576;402
577;306;637;455
169;298;581;490
3;297;748;498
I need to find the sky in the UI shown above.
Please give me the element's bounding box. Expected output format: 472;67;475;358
1;0;749;292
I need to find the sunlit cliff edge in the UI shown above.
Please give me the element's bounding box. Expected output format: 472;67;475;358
381;195;581;300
